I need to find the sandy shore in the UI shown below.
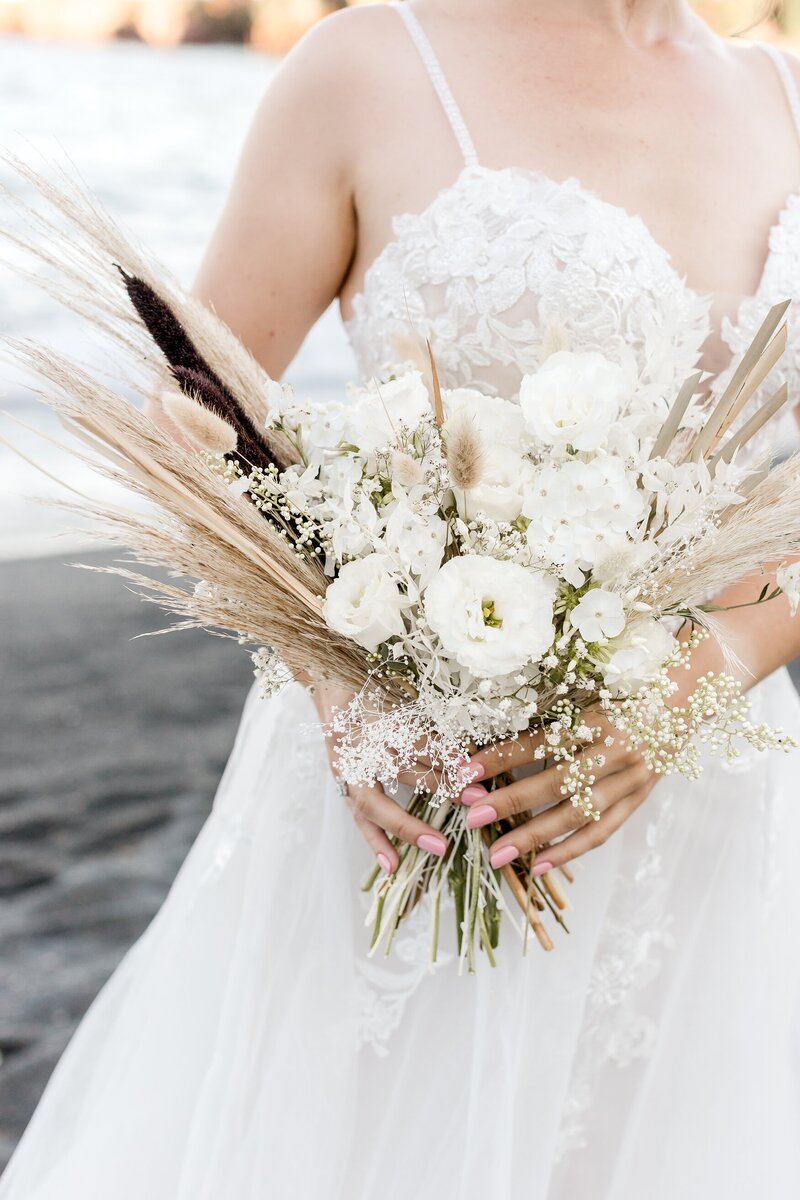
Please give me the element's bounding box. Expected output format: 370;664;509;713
0;551;252;1169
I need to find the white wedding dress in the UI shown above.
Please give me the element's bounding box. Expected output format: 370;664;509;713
4;8;800;1198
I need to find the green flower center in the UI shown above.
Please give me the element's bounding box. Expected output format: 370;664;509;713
482;599;503;629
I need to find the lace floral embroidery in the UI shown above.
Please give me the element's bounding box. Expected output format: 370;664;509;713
345;165;800;465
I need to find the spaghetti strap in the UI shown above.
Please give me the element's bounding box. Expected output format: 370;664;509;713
390;1;479;168
759;42;800;143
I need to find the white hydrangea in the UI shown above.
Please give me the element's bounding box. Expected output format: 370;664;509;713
570;588;626;643
601;618;676;694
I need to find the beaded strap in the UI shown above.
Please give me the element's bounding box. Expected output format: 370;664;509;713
390;1;479;168
760;42;800;143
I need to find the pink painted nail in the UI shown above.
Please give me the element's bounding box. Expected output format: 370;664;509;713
490;844;520;870
466;803;498;830
532;860;554;877
457;761;485;785
417;833;447;857
377;853;392;874
460;784;488;806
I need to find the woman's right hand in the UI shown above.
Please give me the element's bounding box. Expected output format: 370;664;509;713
312;683;456;875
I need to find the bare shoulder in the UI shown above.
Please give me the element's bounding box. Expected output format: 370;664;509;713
273;3;399;101
243;3;400;172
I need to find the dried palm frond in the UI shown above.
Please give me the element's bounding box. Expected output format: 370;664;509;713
649;453;800;608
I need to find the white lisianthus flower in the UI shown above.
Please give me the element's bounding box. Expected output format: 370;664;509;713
570;588;626;643
519;351;635;452
601;618;676;694
454;447;537;523
778;560;800;616
424;557;556;678
323;555;407;652
344;370;432;454
443;388;527;449
383;500;447;585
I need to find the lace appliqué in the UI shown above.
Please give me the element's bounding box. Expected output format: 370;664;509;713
355;893;453;1056
346;165;710;403
345;165;800;465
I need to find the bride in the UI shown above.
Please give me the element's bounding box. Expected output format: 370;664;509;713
3;1;800;1196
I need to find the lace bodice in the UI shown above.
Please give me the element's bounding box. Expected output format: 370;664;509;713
343;4;800;456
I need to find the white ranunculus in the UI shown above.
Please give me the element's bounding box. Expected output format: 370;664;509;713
443;389;527;449
602;618;676;694
519;351;635;452
455;447;537;523
323;555;406;652
778;560;800;616
382;501;447;585
570;588;626;643
344;370;432;455
424;557;556;678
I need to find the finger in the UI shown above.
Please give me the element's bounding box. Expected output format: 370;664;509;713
350;809;399;874
531;786;653;871
486;766;650;865
473;754;651;825
346;785;448;858
468;728;547;782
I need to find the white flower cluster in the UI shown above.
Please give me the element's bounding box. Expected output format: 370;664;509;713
251;351;790;803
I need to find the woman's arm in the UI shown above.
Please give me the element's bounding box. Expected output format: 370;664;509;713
154;12;448;870
465;564;800;874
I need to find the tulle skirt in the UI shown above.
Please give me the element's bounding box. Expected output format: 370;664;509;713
2;670;800;1199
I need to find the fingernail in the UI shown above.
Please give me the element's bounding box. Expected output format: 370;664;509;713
532;860;554;877
460;784;488;806
457;761;484;785
417;833;447;857
377;853;392;874
490;844;520;869
466;803;498;829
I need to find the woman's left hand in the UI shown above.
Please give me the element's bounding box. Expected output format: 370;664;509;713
462;712;657;874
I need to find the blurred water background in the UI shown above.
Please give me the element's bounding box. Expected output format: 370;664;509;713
0;34;356;561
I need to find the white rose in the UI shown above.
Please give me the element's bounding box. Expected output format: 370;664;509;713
602;618;676;694
344;370;432;454
443;389;526;449
570;588;626;643
383;501;447;585
323;554;406;652
454;447;536;523
519;351;635;452
424;557;556;678
778;560;800;616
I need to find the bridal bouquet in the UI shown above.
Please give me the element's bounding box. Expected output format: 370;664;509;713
3;157;799;969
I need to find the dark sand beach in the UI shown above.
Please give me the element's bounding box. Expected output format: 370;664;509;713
0;551;252;1168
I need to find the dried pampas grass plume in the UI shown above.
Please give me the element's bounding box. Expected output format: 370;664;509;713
160;387;238;457
540;319;571;362
444;409;485;490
